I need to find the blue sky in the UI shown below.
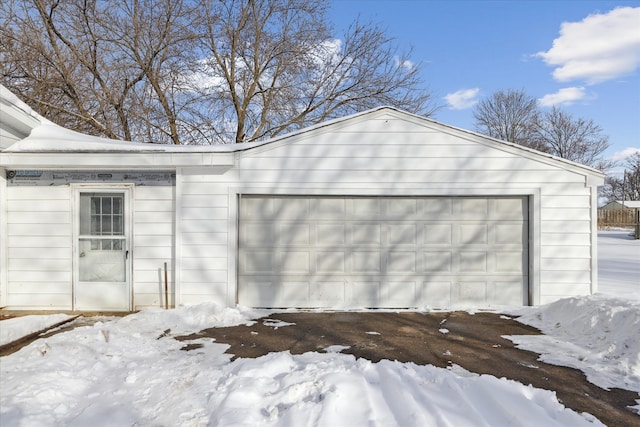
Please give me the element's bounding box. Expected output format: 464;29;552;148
329;1;640;166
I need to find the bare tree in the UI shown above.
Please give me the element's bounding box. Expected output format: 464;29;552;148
0;0;198;144
193;0;434;143
532;106;611;169
473;89;611;169
472;89;542;149
1;0;436;144
601;153;640;203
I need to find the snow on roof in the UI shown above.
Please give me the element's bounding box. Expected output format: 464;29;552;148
0;84;47;125
612;200;640;208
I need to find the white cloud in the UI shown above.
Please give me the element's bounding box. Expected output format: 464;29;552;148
609;147;640;162
536;6;640;84
444;88;480;110
538;87;587;107
394;56;415;71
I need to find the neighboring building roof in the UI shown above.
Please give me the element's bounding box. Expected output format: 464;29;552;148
602;200;640;209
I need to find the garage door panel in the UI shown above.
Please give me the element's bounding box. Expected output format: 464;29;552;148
352;199;382;218
492;198;527;219
385;199;418;218
310;281;345;305
352;251;382;272
459;252;488;272
387;224;418;244
316;223;346;245
495;252;525;273
239;196;528;308
383;281;417;307
424;224;453;244
424;252;452;272
310;198;346;219
351;223;382;244
458;198;489;217
492;280;527;305
459;224;488;244
495;224;526;244
351;281;380;306
276;223;311;245
274;251;310;274
316;251;346;273
459;281;488;304
240;250;273;273
386;251;417;272
241;223;275;246
420;281;453;306
421;199;452;215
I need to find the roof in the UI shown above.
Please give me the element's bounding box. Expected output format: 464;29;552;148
0;85;45;149
0;87;604;182
605;201;640;208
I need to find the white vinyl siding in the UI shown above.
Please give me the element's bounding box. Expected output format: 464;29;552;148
6;186;72;309
177;171;230;305
2;108;600;310
132;186;175;308
173;112;596;307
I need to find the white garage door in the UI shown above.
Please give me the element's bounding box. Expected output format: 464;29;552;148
238;196;528;308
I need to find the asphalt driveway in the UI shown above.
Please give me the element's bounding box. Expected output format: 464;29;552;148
177;311;639;427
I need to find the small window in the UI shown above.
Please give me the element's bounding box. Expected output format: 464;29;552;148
80;193;125;237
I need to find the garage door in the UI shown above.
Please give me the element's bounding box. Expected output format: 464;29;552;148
238;196;528;308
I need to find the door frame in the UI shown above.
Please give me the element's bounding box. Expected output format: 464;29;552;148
72;184;133;311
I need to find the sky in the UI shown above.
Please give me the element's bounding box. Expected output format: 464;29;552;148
329;1;640;167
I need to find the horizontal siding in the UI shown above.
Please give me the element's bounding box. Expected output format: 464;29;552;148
8;236;71;248
249;144;517;158
132;185;174;309
6;186;73;309
238;156;561;171
234;170;584;184
6;294;71;309
541;220;590;233
178;177;230;304
541;245;591;258
182;194;229;207
9;258;72;271
541;208;590;221
174;113;597;307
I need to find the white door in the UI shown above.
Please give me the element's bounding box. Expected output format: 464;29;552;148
238;196;528;308
74;188;131;311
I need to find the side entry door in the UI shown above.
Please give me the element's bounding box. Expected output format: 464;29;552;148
74;187;131;311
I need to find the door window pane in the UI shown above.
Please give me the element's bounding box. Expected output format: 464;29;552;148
80;193;124;237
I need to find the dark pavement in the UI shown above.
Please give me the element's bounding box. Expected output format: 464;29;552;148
177;311;640;427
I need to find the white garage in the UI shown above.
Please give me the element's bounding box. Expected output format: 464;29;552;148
238;195;528;308
1;88;604;311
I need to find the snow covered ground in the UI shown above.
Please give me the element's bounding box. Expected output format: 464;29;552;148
0;231;638;426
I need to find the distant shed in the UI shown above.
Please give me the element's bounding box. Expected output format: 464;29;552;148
0;87;605;311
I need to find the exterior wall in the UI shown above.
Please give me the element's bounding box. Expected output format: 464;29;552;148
177;168;232;306
539;184;595;304
176;113;599;307
132;185;175;309
5;185;73;309
0;169;7;306
3;180;175;310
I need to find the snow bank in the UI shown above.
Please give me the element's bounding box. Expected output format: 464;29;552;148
0;304;602;426
598;230;640;300
507;294;640;393
0;314;75;346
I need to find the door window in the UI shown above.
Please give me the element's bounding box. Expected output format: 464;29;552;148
79;192;126;282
